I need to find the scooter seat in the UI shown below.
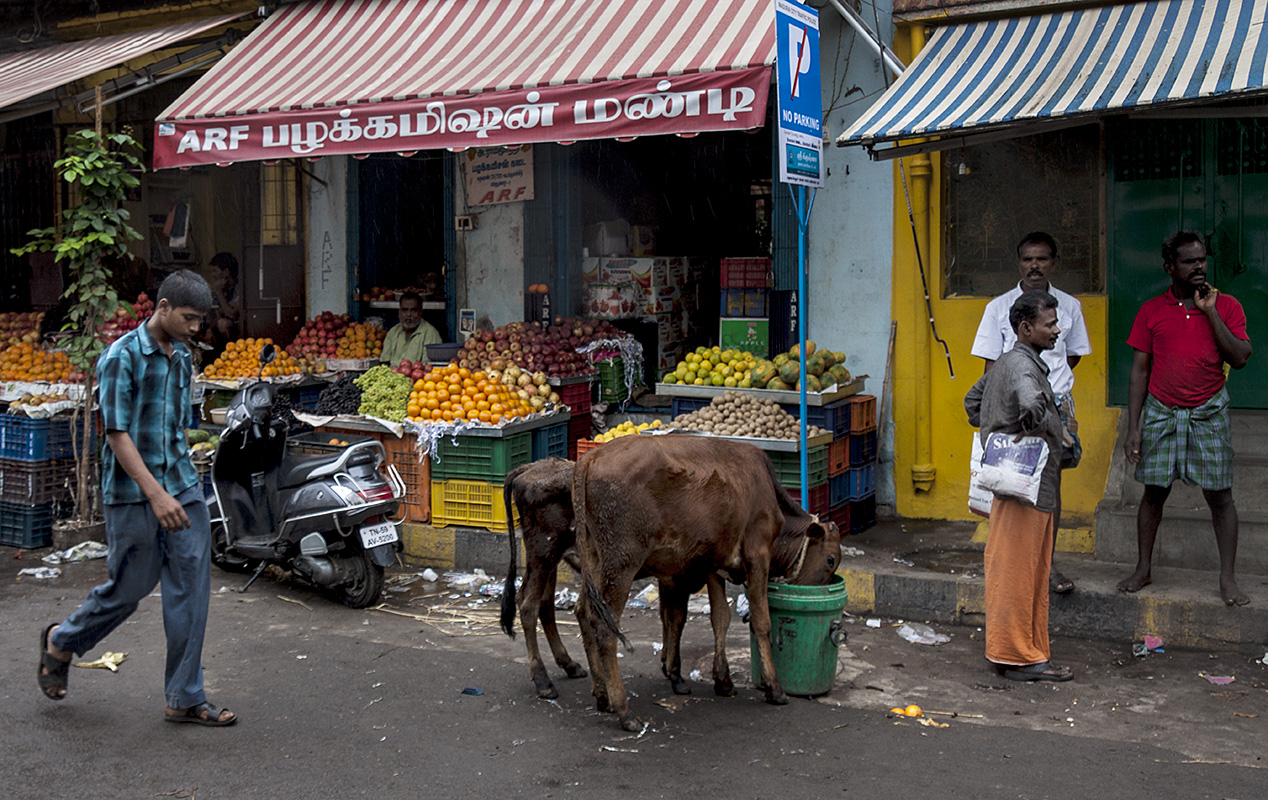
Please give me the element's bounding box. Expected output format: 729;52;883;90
279;451;344;488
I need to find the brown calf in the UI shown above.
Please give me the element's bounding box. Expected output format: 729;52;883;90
573;435;841;731
501;457;737;700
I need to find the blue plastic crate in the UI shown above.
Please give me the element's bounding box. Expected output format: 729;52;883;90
850;493;876;533
0;416;75;461
0;500;54;548
829;472;849;507
849;427;878;465
295;385;324;412
531;420;569;461
847;463;875;501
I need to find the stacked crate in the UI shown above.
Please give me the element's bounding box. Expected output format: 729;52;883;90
719;257;772;358
0;416;78;548
835;395;877;532
429;433;531;532
558;380;595;459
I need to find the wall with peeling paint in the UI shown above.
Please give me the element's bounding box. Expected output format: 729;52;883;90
459;201;525;329
306;156;349;317
809;10;896;509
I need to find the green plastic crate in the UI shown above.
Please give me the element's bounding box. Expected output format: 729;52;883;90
598;358;628;402
430;432;532;482
769;446;828;490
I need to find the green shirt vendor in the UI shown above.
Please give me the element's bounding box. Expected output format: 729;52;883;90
380;291;442;365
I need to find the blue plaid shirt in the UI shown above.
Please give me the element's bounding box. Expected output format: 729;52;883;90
98;321;198;506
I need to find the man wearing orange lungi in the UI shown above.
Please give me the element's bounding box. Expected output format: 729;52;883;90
965;290;1073;682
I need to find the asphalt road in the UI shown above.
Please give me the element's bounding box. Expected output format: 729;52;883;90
3;555;1265;800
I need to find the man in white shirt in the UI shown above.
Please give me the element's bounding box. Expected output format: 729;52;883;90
971;232;1092;595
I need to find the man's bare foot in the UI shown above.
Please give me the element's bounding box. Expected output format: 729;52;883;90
1221;576;1250;606
1116;570;1151;593
1049;569;1075;594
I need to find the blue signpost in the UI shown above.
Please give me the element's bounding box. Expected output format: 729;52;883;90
775;0;823;495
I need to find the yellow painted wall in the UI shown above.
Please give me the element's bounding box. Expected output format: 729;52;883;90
887;24;1120;524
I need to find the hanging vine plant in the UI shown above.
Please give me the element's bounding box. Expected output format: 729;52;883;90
11;129;144;524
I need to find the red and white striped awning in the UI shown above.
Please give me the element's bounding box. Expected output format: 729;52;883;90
154;0;776;169
0;14;242;113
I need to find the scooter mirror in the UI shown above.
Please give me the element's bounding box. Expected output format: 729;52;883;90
259;343;277;367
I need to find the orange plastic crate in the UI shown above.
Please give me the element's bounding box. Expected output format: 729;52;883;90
574;439;602;458
846;395;877;433
827;437;849;477
382;434;430;523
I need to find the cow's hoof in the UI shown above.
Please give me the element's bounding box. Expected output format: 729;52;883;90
619;714;641;732
535;683;559;700
563;662;588;679
765;690;789;706
670;678;692;696
714;679;736;697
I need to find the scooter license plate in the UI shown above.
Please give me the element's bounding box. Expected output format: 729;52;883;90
359;521;399;549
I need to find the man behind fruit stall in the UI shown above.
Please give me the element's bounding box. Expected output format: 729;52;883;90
380;291;442;365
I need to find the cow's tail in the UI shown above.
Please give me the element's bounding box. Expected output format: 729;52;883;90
574;450;633;653
500;464;529;639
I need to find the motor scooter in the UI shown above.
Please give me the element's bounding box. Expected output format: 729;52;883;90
206;345;406;607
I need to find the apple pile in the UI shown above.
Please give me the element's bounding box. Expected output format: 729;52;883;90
97;292;154;345
0;311;44;346
288;311;352;359
453;317;626;377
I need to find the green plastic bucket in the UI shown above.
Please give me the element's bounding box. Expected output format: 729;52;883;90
749;574;849;697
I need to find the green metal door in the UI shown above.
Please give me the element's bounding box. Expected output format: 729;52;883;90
1108;118;1268;409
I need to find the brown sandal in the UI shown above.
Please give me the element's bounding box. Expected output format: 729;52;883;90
37;624;70;701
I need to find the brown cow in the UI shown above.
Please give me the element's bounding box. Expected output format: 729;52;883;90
572;435;841;731
500;457;737;700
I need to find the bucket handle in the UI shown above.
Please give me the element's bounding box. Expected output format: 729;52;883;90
829;614;849;648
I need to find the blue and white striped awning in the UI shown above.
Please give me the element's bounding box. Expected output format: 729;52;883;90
840;0;1268;154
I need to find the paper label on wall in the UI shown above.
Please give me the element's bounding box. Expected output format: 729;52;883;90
465;145;535;206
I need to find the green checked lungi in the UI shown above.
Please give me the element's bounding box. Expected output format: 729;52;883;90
1134;388;1232;490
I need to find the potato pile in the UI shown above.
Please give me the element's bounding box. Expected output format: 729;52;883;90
671;391;827;440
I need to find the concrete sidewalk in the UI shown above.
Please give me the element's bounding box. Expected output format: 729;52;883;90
398;517;1268;650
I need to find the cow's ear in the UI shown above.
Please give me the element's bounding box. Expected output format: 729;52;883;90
806;518;827;542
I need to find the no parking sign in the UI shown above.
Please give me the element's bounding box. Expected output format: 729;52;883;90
775;0;824;188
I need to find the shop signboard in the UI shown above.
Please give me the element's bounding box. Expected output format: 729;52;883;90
464;145;535;206
155;69;771;169
775;0;824;188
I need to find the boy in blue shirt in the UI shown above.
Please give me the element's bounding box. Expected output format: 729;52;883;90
38;269;237;726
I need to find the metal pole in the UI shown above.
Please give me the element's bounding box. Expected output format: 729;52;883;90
825;0;905;78
791;184;817;495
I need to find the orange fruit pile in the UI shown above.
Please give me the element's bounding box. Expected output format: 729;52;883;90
0;342;78;383
406;364;535;425
202;338;303;379
335;323;385;359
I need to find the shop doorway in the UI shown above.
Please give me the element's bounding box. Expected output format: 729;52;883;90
356;154;449;338
239;161;305;346
1108;118;1268;409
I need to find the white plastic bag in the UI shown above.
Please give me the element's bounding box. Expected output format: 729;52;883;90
968;434;994;517
974;431;1049;507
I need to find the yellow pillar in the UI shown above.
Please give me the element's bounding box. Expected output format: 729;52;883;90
906;25;936;492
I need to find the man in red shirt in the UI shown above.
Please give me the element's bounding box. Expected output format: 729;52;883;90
1120;232;1252;606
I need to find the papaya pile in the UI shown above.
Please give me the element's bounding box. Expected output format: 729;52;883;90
758;341;852;393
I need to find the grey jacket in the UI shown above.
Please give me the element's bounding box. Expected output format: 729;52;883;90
964;342;1063;512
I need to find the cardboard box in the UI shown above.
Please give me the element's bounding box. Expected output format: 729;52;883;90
719;317;769;357
586;283;639;319
632;225;656;256
644;285;682;316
